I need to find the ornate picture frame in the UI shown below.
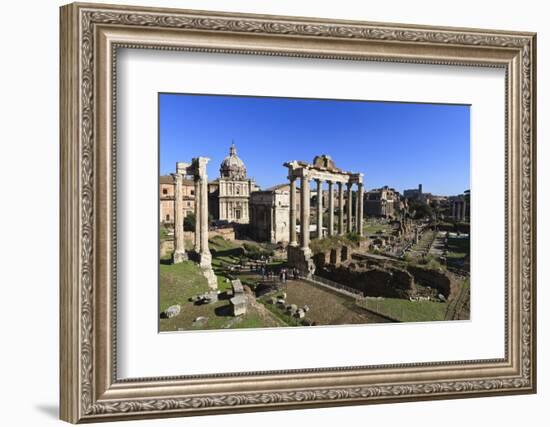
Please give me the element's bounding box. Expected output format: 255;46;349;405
60;2;536;423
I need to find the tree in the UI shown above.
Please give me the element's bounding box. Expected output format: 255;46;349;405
408;199;432;219
184;212;196;230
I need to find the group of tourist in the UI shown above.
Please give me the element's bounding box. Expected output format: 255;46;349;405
258;265;300;282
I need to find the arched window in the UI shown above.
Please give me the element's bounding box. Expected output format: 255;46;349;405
162;188;168;195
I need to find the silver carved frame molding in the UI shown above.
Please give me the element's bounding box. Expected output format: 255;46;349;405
59;2;537;423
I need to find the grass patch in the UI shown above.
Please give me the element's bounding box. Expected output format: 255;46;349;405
159;259;276;331
360;297;447;322
159;260;209;313
209;235;240;252
447;236;469;259
363;221;392;235
160;225;171;241
257;296;300;326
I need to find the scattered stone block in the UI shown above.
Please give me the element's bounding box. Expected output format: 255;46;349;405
163;305;181;318
231;279;244;295
303;305;310;312
231;294;248;316
192;316;208;327
296;309;305;319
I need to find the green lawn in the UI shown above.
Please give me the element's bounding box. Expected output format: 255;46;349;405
159;260;271;331
363;221;392;235
159;236;285;331
159;260;208;313
447;236;469;259
360;297;447;322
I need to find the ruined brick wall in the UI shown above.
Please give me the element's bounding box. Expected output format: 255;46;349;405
406;265;451;298
317;264;415;298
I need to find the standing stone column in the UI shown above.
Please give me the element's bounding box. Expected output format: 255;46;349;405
172;173;187;263
355;187;360;232
328;181;334;237
300;174;311;249
338;182;344;235
197;158;211;267
462;200;467;221
346;183;353;233
289;176;297;246
316;179;323;239
357;182;364;236
193;177;201;253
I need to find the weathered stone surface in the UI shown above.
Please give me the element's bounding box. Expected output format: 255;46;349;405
192;316;208;327
202;266;218;290
231;294;248;316
303;305;310;312
318;263;415;298
164;305;181;318
287;245;315;277
296;309;305;319
407;265;451;298
231;279;244;294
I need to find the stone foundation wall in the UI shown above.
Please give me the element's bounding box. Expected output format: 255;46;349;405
287;245;315;277
406;265;451;298
318;264;415;298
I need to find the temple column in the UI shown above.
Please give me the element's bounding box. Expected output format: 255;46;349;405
338;182;344;235
193;177;201;253
172;173;187;263
357;182;364;236
462;200;467;221
328;181;334;237
300;174;311;249
316;179;323;239
451;201;456;220
355;186;360;232
289;176;297;246
197;158;211;268
346;183;353;233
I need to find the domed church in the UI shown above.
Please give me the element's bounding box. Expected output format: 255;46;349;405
208;143;258;224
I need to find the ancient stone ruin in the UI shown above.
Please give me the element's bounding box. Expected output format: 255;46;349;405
171;157;217;290
283;155;364;277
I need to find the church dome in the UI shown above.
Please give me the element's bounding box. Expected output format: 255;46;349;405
220;143;247;179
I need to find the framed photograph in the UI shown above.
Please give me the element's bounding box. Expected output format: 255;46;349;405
60;2;537;423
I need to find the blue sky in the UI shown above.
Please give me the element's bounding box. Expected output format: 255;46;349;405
159;93;470;196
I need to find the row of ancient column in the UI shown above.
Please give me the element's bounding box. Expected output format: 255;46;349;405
289;175;364;250
172;158;211;267
451;199;467;221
